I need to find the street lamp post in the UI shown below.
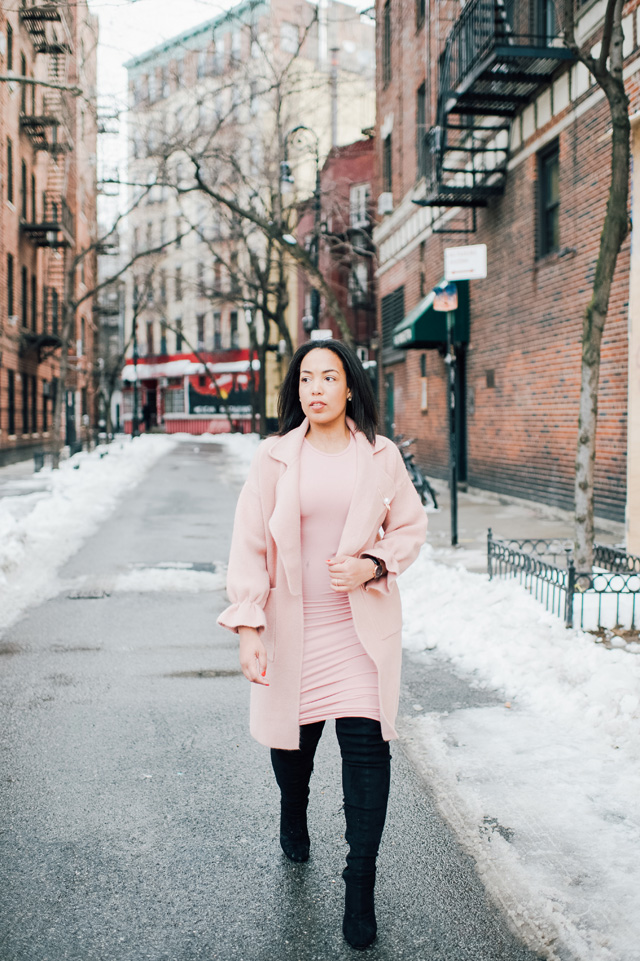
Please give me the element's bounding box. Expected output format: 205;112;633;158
131;288;140;438
281;125;321;332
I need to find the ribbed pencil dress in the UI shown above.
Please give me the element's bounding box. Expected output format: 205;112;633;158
297;435;380;725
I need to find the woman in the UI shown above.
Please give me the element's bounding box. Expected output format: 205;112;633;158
218;340;427;950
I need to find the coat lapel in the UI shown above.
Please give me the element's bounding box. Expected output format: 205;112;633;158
336;427;394;559
267;420;307;596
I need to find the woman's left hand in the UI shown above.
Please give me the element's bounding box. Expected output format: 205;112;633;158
327;554;377;593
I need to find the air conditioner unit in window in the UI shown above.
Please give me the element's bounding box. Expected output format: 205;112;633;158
378;192;393;216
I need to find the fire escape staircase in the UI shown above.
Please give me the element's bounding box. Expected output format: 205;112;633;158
19;1;74;360
417;0;575;214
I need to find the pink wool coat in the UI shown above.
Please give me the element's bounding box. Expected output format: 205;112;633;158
217;418;428;749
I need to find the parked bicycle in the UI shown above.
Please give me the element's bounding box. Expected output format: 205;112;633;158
393;435;438;509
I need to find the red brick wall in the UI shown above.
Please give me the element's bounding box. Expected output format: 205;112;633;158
374;0;638;522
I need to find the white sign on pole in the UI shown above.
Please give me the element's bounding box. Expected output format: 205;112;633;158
444;244;487;281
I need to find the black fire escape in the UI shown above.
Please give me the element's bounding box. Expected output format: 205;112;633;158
19;0;74;360
416;0;575;229
19;0;74;248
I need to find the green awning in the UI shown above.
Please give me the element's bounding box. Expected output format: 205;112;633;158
392;279;469;349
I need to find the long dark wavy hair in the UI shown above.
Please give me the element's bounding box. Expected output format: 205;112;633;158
277;339;379;444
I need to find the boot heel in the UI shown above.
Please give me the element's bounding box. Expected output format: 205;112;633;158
343;880;377;949
279;811;310;862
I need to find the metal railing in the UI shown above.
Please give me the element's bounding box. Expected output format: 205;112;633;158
488;530;640;631
41;193;73;236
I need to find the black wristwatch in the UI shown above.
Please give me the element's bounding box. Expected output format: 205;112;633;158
363;555;384;580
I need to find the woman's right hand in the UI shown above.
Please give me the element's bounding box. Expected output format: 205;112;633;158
238;627;269;685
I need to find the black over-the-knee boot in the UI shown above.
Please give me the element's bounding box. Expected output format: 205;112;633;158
336;717;391;950
270;721;325;862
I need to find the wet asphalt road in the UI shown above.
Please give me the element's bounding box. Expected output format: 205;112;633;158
0;441;544;961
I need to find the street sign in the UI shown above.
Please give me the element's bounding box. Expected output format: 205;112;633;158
444;244;487;281
433;282;458;313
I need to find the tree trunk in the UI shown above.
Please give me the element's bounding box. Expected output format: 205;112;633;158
574;84;629;568
50;279;75;467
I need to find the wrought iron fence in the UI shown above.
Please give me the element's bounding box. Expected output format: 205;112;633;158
487;530;640;631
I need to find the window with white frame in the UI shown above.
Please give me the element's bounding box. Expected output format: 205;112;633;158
348;262;369;306
349;184;370;227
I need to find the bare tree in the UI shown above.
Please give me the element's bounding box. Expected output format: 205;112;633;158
561;0;630;568
49;189;187;461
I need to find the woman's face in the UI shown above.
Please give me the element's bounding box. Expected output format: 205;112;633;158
299;348;350;430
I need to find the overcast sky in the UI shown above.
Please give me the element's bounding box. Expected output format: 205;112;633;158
90;0;236;103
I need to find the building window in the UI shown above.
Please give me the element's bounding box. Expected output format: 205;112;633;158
146;320;154;355
536;0;557;44
197;314;205;350
176;319;183;352
51;289;59;334
416;83;426;179
160;321;167;355
31;376;37;432
538;139;559;256
174;266;182;301
7;253;14;318
383;134;392;195
8;370;15;435
416;0;425;28
20;53;26;113
350;183;370;227
22;374;28;434
230;310;239;349
213;311;222;349
21;160;27;218
42;382;48;432
164;388;184;414
31;273;37;330
31;173;36;220
348;262;369;307
7;138;13;204
21;266;28;328
383;1;391;87
381;285;404;349
161;64;170;98
7;22;13;72
280;22;299;53
42;285;48;332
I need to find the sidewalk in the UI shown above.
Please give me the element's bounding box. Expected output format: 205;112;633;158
425;479;624;573
0;456;54;501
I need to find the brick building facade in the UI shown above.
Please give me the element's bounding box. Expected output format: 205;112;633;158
0;0;98;466
295;137;376;354
374;0;638;524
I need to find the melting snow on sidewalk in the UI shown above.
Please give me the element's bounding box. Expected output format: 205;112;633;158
399;544;640;961
0;435;177;634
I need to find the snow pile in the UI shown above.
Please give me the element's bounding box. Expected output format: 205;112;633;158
400;544;640;751
399;544;640;960
0;435;176;634
114;566;224;593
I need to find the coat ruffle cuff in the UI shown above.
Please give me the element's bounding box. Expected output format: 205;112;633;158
217;600;267;633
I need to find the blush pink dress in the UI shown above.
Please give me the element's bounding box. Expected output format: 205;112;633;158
298;435;380;726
